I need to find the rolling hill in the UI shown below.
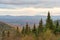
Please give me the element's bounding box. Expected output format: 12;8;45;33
0;15;60;26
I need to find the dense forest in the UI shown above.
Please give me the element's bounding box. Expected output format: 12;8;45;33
0;12;60;40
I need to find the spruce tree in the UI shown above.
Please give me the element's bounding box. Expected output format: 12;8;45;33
38;18;43;33
21;26;25;35
32;23;36;34
2;31;5;40
16;27;20;37
7;31;10;37
32;23;38;36
46;11;54;30
54;20;60;34
25;22;30;34
56;20;59;28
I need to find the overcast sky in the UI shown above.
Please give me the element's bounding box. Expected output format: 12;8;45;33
0;0;60;16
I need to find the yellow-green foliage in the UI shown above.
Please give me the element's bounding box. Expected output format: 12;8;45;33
42;29;57;40
1;12;60;40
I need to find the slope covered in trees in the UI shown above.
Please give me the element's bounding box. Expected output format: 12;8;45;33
0;12;60;40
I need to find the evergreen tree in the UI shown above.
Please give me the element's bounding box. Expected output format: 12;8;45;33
56;20;59;28
2;31;5;40
32;23;37;34
17;27;19;31
54;20;60;34
16;27;20;37
21;26;25;35
32;23;38;37
7;31;10;37
46;11;54;30
25;22;30;34
38;18;43;33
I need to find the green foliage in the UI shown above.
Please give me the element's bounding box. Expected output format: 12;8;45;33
22;26;25;34
54;20;60;34
15;27;20;37
38;18;43;33
42;29;57;40
32;24;36;33
32;24;37;35
2;31;5;37
7;31;10;37
46;12;54;30
1;12;60;40
56;20;59;28
2;31;5;40
24;23;31;34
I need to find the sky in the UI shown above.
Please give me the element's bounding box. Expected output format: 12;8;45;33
0;0;60;16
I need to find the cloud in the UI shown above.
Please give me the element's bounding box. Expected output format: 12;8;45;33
0;0;59;8
0;7;60;16
0;0;59;16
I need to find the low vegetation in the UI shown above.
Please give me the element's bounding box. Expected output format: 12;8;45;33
0;12;60;40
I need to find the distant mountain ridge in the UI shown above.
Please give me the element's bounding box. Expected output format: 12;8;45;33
0;15;60;26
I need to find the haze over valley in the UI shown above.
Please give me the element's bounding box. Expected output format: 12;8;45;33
0;15;60;26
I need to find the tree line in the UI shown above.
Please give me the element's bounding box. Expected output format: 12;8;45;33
1;12;60;40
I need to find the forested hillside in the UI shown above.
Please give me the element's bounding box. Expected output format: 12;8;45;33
0;12;60;40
